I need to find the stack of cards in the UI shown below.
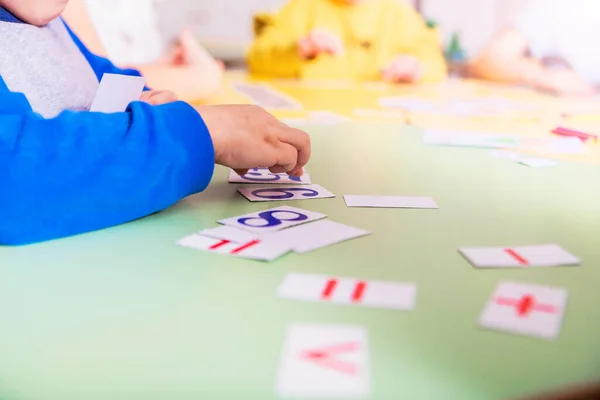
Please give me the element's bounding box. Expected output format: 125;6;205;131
177;205;370;261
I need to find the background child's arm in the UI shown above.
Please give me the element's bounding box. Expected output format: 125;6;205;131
0;96;214;246
469;29;596;96
392;2;447;83
246;0;312;77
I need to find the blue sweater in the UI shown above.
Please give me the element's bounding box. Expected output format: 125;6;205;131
0;9;215;245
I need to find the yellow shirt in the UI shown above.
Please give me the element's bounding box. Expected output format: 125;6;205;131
247;0;447;82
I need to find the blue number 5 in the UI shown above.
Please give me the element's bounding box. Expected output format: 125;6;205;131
250;188;319;199
238;210;308;228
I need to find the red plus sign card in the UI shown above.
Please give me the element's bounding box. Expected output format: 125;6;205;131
479;281;568;340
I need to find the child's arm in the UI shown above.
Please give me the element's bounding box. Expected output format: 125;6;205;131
0;93;214;245
391;2;447;82
469;29;596;96
246;0;312;77
0;97;311;245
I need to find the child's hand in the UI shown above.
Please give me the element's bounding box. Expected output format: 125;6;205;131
382;55;423;83
196;105;311;176
299;29;344;59
537;69;597;97
140;90;179;106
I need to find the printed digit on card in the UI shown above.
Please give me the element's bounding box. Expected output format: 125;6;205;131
238;210;309;228
250;188;319;200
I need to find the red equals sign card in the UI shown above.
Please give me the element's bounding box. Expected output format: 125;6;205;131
479;281;567;340
277;272;416;310
276;324;370;398
177;233;290;262
459;244;580;268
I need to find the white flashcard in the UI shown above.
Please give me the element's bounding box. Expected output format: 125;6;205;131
218;206;327;234
177;233;290;262
200;226;258;244
487;150;520;159
545;137;586;154
479;281;567;340
228;168;311;185
308;111;350;125
238;184;335;202
459;244;580;268
263;220;370;254
352;109;403;119
343;195;438;209
517;158;558;168
422;130;522;149
378;97;435;111
90;73;146;113
278;273;416;311
276;324;370;399
233;83;302;110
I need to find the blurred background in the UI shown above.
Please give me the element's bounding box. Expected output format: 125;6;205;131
155;0;528;62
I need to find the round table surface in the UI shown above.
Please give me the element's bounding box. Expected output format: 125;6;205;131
2;76;600;400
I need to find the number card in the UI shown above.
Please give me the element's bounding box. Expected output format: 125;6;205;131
479;281;567;340
238;184;335;202
276;324;370;399
278;273;417;311
343;195;438;209
177;233;290;262
218;206;327;234
459;244;580;268
228;168;311;185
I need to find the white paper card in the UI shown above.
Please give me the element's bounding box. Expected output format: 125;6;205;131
238;184;335;202
517;158;558;168
343;195;438;209
479;281;567;340
488;150;520;159
276;324;370;398
200;226;258;243
264;220;370;254
90;73;146;113
176;233;289;262
459;244;580;268
218;206;327;234
234;83;302;110
308;111;350;125
278;272;416;310
228;168;311;185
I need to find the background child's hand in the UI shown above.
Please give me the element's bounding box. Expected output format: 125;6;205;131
298;29;344;59
139;90;179;105
536;69;597;97
382;55;423;83
196;105;311;177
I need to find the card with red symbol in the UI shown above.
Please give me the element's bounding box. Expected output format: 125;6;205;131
479;281;568;340
276;324;370;398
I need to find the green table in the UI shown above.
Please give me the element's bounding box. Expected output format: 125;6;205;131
2;124;600;400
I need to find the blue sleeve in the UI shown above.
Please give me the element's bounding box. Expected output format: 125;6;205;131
61;20;150;89
0;89;215;245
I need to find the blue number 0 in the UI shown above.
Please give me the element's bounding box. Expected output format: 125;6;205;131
238;210;308;228
250;188;319;200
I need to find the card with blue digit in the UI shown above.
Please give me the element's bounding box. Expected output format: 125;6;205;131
229;168;311;185
237;184;336;202
218;206;327;234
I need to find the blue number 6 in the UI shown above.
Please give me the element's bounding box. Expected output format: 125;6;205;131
238;210;308;228
250;188;319;200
